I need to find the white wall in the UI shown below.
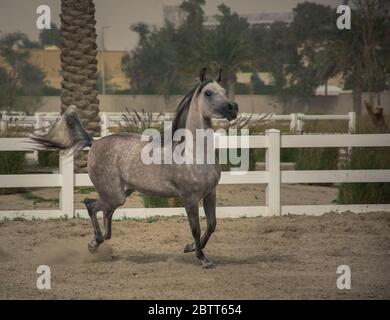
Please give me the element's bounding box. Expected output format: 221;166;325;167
13;91;390;115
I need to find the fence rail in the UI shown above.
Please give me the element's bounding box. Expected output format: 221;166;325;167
0;130;389;220
0;112;356;136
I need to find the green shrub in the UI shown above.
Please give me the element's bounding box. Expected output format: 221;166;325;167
38;151;59;167
337;146;390;204
142;194;184;208
0;151;26;194
0;151;26;175
293;118;345;172
337;115;390;204
302;119;349;134
338;182;390;204
295;148;339;171
0;128;27;195
281;148;298;163
142;195;169;208
170;197;184;207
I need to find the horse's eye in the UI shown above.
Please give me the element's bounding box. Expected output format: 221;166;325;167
205;90;213;97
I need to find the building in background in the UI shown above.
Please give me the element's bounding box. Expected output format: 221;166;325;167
25;48;130;92
163;5;293;28
203;11;293;28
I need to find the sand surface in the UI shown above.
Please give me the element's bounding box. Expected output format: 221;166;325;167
0;211;389;299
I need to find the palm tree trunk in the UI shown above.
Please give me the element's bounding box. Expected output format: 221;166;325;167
60;0;100;133
227;77;235;100
60;0;100;171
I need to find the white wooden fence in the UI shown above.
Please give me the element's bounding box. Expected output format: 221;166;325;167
0;112;356;136
0;130;389;220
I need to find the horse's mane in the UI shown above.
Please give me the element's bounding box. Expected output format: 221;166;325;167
172;79;213;134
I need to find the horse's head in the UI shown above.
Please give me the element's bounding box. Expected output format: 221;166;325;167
196;68;239;121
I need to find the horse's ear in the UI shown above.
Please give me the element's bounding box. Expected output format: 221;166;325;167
199;67;207;82
217;68;222;83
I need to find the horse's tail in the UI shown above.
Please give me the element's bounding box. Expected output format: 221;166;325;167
30;105;93;152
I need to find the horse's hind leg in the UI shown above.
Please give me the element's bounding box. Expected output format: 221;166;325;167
84;198;105;253
103;190;133;240
184;189;216;253
184;197;213;268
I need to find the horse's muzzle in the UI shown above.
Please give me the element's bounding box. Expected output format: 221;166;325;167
225;102;238;121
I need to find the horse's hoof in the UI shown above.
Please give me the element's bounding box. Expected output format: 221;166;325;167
88;240;99;253
184;243;195;253
201;260;214;269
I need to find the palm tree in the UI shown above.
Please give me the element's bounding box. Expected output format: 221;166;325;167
204;4;252;99
314;0;390;115
60;0;100;136
314;32;364;114
0;33;45;114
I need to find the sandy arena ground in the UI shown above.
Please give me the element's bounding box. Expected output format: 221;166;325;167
1;211;390;299
0;184;338;210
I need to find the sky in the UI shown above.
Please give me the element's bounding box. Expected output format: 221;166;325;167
0;0;341;51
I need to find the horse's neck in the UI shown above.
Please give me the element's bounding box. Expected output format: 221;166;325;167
185;101;212;133
184;100;215;160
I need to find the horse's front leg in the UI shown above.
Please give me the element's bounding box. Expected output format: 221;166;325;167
184;189;217;253
184;197;213;268
201;189;217;248
103;209;115;240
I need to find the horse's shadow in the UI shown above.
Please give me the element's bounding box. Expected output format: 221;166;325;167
113;249;297;266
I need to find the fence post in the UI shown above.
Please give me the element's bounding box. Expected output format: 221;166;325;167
341;111;356;169
35;114;43;132
265;129;281;216
101;112;109;136
348;112;356;134
59;151;74;218
290;113;297;133
33;114;43;161
296;113;304;134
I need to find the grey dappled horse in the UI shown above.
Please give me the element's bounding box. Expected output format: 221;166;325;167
31;68;238;268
